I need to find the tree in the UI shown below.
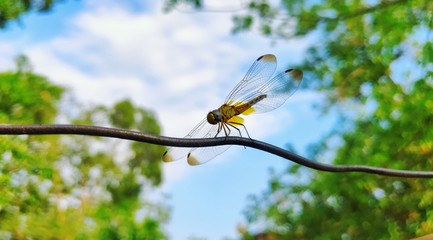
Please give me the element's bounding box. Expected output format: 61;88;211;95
0;56;168;239
0;0;63;28
165;0;433;238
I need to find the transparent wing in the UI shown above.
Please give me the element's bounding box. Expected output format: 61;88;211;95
186;122;245;165
162;118;211;163
163;55;303;166
237;69;303;114
162;118;244;165
225;54;277;104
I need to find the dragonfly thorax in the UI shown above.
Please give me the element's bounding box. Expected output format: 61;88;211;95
207;110;223;124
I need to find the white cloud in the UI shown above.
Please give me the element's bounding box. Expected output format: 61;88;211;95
23;0;310;183
1;1;320;239
2;0;316;194
26;2;299;129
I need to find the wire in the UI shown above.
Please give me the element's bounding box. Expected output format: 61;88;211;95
0;124;432;178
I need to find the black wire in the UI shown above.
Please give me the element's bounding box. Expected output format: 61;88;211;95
1;124;432;178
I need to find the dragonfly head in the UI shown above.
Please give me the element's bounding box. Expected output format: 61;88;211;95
207;110;222;124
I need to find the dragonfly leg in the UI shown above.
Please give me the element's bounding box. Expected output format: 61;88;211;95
226;122;250;149
227;122;252;139
214;122;226;137
226;123;242;137
222;123;231;136
242;124;252;139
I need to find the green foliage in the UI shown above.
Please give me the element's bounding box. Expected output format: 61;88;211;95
164;0;433;239
236;0;433;103
233;0;433;239
0;0;63;28
163;0;202;12
0;56;63;123
0;57;168;239
108;99;164;185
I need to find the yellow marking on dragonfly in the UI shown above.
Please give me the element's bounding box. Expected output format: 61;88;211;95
162;54;303;165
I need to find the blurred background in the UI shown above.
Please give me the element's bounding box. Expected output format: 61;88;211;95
0;0;432;239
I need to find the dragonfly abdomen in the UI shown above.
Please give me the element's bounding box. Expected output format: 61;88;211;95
234;94;267;115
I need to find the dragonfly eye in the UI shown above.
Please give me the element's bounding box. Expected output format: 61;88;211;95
207;111;222;124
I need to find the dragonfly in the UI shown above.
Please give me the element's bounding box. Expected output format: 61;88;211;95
162;54;303;166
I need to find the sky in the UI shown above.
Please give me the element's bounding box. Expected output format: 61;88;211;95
0;1;337;239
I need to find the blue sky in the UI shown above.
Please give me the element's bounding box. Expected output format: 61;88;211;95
0;1;336;239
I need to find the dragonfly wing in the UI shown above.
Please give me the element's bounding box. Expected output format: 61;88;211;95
225;54;277;104
187;145;230;166
239;69;303;114
162;118;212;162
162;118;238;165
164;55;302;165
187;122;244;165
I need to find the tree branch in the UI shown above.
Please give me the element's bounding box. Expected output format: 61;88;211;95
334;0;410;20
0;124;432;178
